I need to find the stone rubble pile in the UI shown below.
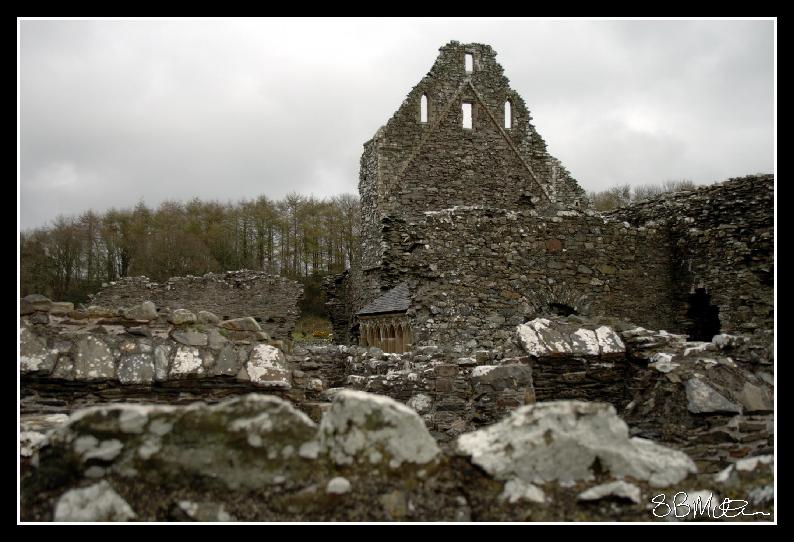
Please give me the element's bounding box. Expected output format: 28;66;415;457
20;302;774;521
20;390;773;522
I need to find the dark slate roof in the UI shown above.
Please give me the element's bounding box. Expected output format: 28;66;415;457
356;283;410;316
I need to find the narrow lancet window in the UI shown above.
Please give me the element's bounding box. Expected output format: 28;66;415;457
505;100;512;129
465;53;474;73
462;102;473;129
420;94;428;123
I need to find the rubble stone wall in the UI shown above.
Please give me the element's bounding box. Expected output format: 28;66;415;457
607;174;774;335
21;296;773;476
323;271;354;345
333;175;773;353
352;42;591;326
21;390;775;522
19;299;323;416
89;271;303;340
363;41;588;223
382;209;675;353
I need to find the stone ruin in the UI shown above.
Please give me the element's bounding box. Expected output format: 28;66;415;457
18;41;774;522
324;41;773;355
19;296;773;521
89;270;303;341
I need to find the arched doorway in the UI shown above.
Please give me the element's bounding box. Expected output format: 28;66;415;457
547;303;578;317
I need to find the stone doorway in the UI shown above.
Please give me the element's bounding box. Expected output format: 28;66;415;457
547;303;578;317
685;288;721;341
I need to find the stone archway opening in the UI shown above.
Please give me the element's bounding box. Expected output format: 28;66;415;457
685;288;721;342
547;303;578;317
357;314;412;353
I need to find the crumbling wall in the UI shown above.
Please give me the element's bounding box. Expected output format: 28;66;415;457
20;299;325;415
381;208;675;353
359;137;382;271
607;174;774;335
381;66;553;219
89;270;303;340
323;271;354;345
365;175;774;352
323;263;389;346
22;390;774;522
367;41;588;222
342;41;774;356
348;41;592;335
20;296;774;477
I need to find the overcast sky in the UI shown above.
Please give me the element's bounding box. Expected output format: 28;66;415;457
19;18;774;230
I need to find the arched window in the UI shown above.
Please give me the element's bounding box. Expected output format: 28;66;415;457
420;94;428;123
465;53;474;73
504;100;512;129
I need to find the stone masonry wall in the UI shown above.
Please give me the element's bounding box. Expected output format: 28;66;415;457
89;270;303;340
369;41;589;222
359;137;382;270
21;389;774;522
382;208;675;353
607;174;774;335
20;298;323;416
323;270;354;345
332;175;773;353
353;42;591;319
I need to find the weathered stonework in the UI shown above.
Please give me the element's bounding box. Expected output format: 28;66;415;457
20;297;774;521
607;174;774;336
21;390;773;522
338;176;773;354
18;40;774;523
327;41;592;343
325;41;773;351
89;270;303;341
19;301;313;416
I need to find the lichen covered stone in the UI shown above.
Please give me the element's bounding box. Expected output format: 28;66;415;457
54;481;136;522
245;344;291;388
319;390;440;468
456;400;696;488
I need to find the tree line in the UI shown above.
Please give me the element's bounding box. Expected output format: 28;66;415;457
587;179;697;212
19;179;701;306
20;193;361;308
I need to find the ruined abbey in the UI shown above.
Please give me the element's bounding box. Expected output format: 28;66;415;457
325;41;773;354
19;41;775;522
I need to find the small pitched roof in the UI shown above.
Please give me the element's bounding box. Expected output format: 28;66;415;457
357;283;410;316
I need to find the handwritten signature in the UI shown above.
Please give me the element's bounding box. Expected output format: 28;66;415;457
651;492;771;519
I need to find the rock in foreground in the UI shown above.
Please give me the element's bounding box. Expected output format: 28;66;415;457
456;400;697;488
20;392;772;522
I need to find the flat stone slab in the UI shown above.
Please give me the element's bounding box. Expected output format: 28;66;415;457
685;378;742;414
456;400;696;488
516;318;626;358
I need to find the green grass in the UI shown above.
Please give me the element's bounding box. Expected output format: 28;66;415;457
292;316;333;344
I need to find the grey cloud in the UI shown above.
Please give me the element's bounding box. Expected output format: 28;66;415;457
20;19;773;229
